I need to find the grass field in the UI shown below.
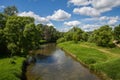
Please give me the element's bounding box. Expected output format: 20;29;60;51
58;41;120;80
0;56;25;80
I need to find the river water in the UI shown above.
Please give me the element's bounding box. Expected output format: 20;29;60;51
26;43;101;80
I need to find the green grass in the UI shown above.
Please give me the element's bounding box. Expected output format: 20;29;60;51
58;41;120;80
0;56;25;80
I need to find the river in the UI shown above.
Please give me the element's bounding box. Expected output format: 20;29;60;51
26;43;101;80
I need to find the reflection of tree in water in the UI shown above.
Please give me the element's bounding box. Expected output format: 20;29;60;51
32;43;56;56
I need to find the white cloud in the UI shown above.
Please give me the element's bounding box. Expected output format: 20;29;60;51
108;16;119;25
68;0;91;6
64;20;81;27
71;0;120;17
82;24;100;31
18;11;52;25
59;27;72;32
46;22;54;26
47;9;71;21
73;7;100;17
84;16;119;21
108;19;117;25
92;0;120;13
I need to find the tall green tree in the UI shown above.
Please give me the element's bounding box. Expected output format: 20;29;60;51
23;23;40;50
114;24;120;42
4;16;34;55
0;13;8;53
4;6;18;16
90;25;114;47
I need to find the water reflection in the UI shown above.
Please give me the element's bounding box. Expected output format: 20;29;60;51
26;43;101;80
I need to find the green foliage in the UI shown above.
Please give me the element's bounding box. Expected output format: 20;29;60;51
62;27;88;42
0;13;8;53
73;33;79;43
36;24;60;42
0;14;60;55
57;37;66;43
4;16;34;55
114;24;120;42
7;43;18;55
89;25;114;47
0;13;7;28
4;6;18;16
23;23;40;49
82;32;88;41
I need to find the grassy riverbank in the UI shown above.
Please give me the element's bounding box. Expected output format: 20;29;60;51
0;56;25;80
58;41;120;80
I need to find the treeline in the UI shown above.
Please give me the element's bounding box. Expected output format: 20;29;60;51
0;6;61;56
57;25;120;48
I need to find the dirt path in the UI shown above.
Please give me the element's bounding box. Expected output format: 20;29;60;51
80;44;120;58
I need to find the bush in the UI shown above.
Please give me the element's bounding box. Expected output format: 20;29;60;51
57;38;66;43
84;57;96;64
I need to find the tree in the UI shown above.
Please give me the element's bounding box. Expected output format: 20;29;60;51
114;24;120;42
82;32;88;41
36;24;44;40
4;16;34;55
23;23;40;50
0;13;8;53
0;13;7;28
90;25;114;47
4;6;18;16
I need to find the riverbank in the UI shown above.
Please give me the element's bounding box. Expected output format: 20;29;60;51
58;41;120;80
0;56;25;80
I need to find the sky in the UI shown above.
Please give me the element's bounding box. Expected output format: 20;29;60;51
0;0;120;32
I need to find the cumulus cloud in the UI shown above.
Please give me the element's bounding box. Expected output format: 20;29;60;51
68;0;91;6
85;16;119;21
108;16;119;25
108;19;117;25
71;0;120;17
47;9;71;21
92;0;120;13
82;24;100;31
64;20;81;27
73;7;100;17
18;11;52;25
46;22;54;26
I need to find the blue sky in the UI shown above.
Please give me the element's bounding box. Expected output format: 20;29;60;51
0;0;120;31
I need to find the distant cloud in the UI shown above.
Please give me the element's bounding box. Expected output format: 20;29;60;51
84;16;119;26
68;0;91;6
70;0;120;17
47;9;71;21
18;11;53;26
92;0;120;13
73;7;100;17
64;20;81;27
85;16;119;21
46;22;54;26
82;24;100;31
108;19;117;25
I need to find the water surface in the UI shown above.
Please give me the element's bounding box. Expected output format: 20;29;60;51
26;43;101;80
